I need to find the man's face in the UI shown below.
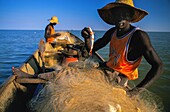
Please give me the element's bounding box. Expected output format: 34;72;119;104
111;7;133;29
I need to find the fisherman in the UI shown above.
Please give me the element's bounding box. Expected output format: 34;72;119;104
44;16;61;43
81;0;163;95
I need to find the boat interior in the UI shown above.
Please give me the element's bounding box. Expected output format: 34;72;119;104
0;31;104;112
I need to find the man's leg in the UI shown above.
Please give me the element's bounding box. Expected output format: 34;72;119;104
12;67;57;80
38;71;57;80
12;67;36;78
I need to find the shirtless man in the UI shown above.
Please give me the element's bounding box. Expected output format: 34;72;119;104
81;0;163;95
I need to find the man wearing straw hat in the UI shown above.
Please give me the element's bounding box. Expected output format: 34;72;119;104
81;0;163;95
44;16;61;43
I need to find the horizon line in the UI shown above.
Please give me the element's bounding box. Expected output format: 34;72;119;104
0;29;170;33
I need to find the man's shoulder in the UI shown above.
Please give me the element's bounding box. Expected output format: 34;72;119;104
45;24;52;30
108;27;116;32
105;27;116;35
132;28;150;45
46;24;52;28
133;29;148;38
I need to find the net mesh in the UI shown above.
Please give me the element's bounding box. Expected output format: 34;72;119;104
28;60;163;112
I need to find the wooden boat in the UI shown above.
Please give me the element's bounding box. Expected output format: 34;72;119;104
0;31;105;112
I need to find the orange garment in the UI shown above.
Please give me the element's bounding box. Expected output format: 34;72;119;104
106;28;142;80
47;26;56;43
64;57;78;65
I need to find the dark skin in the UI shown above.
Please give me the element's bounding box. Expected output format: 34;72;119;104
82;7;163;95
44;23;60;42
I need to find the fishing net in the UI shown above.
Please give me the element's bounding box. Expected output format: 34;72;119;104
28;59;163;112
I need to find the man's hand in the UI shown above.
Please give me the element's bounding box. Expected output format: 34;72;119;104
127;87;143;97
81;27;91;39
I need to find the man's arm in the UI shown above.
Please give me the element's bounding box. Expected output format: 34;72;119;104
44;25;52;39
44;25;60;41
132;31;163;93
81;27;115;52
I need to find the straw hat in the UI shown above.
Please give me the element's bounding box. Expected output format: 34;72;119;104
49;16;59;24
98;0;148;25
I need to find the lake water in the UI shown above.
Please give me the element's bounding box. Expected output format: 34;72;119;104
0;30;170;111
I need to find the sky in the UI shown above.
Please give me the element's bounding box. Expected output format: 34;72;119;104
0;0;170;32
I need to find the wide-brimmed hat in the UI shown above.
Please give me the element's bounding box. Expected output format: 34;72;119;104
98;0;148;25
49;16;59;24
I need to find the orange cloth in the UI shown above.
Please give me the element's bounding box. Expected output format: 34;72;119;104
106;28;142;80
64;57;78;65
47;26;56;43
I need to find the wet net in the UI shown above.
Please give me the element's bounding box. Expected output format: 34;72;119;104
28;60;164;112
